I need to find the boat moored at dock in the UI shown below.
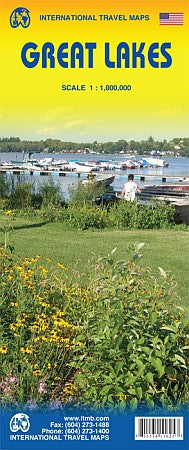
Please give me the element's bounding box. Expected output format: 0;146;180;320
82;173;115;187
141;157;169;168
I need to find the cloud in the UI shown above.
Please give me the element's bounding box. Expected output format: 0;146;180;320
63;119;87;130
63;118;100;130
43;106;74;123
79;131;87;137
35;127;57;136
154;109;181;118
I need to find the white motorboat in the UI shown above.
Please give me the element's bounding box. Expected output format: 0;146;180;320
22;162;42;171
144;157;169;167
68;161;94;173
96;160;116;170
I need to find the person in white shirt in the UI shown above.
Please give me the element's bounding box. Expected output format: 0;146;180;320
121;174;141;202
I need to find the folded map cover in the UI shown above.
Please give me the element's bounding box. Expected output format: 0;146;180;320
0;1;188;449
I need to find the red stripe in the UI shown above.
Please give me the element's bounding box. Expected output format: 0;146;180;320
160;20;183;22
160;23;183;25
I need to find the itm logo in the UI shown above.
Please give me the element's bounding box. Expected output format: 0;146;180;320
9;413;30;432
10;7;30;28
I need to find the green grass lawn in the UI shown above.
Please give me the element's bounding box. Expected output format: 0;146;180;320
1;215;189;309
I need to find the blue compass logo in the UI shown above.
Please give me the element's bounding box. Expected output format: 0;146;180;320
10;7;30;28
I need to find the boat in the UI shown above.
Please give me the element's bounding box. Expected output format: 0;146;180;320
117;160;133;169
83;161;100;171
21;162;42;171
142;157;169;167
170;198;189;225
143;183;189;196
69;161;94;173
94;160;115;170
151;195;189;226
0;161;15;169
179;177;189;183
138;159;153;168
82;174;115;187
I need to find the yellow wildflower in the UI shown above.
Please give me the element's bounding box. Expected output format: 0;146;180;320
0;346;7;354
57;263;67;270
61;338;70;343
30;323;39;331
27;269;34;275
14;265;22;271
53;318;62;326
25;347;34;354
37;313;47;319
39;301;50;307
20;347;34;354
50;336;60;342
40;267;48;275
16;319;26;328
24;260;32;266
35;294;43;300
50;330;57;336
63;382;76;395
33;369;42;376
22;357;29;363
10;301;18;307
4;210;12;215
53;316;76;329
167;375;177;381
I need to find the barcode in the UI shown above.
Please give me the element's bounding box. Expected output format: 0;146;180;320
135;417;183;440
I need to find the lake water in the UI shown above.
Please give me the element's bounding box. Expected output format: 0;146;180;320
0;152;188;200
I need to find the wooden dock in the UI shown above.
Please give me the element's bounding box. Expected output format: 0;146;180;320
0;167;184;183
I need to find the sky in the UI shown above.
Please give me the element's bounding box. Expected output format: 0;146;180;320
0;0;189;142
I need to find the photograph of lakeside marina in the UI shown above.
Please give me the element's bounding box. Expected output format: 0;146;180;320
1;136;189;222
0;135;189;411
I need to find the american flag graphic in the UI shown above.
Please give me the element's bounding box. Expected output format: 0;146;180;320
160;13;183;25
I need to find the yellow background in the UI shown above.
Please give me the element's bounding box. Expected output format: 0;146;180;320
0;1;188;141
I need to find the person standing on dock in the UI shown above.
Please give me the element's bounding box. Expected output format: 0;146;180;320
121;174;141;202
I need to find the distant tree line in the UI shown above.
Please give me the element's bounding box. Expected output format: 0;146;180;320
0;136;188;157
